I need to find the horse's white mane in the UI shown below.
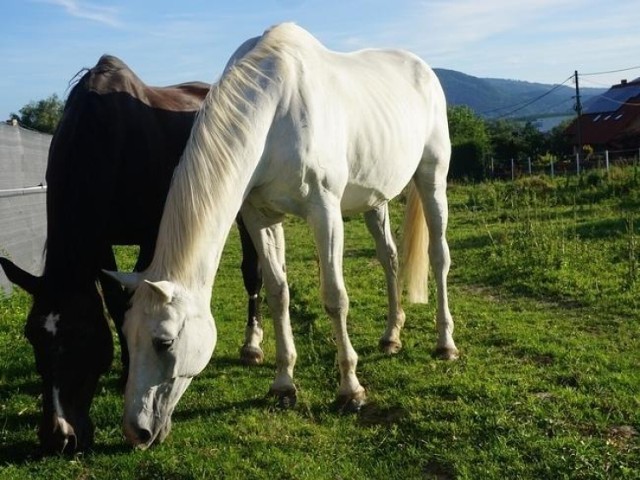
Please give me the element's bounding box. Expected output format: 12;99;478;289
144;24;309;287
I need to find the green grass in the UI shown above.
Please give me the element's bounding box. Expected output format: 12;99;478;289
1;167;639;479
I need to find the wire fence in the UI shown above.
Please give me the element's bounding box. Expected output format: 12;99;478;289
0;122;50;294
488;147;640;180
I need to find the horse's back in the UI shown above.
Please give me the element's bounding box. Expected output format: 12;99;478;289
254;24;448;214
45;55;209;263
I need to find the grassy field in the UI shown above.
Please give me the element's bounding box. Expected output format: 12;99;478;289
1;167;639;479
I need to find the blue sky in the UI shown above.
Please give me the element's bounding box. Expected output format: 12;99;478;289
2;0;639;119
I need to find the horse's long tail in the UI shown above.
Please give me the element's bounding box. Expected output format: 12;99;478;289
400;181;430;303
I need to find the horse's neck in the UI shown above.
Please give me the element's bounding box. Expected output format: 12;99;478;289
147;89;277;292
43;201;102;285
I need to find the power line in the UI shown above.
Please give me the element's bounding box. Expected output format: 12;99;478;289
471;64;640;120
578;67;640;109
479;75;574;117
493;76;575;119
581;65;640;76
583;94;640;108
546;97;574;109
579;77;614;88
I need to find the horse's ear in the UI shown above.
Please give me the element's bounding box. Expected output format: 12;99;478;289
0;257;41;294
144;280;175;303
101;270;141;291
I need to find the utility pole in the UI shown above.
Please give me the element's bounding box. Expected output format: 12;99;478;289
574;70;583;168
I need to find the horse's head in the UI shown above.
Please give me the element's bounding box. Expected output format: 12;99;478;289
0;257;113;454
105;271;216;449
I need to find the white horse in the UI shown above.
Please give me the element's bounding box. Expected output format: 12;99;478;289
107;23;458;449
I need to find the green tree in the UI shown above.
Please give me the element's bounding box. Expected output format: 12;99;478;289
486;119;519;161
520;121;546;159
447;105;490;180
10;94;64;134
486;119;545;162
545;118;574;157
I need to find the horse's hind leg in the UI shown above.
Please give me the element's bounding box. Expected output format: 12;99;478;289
240;205;297;407
364;205;406;355
414;160;459;360
236;215;265;365
309;200;366;411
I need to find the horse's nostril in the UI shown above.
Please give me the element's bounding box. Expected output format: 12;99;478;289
137;428;152;444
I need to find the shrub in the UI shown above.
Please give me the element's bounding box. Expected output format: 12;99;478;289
450;140;486;181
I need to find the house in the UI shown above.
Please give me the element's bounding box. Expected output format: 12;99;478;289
565;77;640;152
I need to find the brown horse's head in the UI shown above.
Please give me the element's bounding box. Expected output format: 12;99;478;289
1;257;113;453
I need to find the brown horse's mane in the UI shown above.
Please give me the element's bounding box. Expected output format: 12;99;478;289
65;54;210;112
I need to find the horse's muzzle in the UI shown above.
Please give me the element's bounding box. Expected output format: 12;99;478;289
123;416;172;450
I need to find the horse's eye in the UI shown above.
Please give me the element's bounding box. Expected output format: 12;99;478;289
152;337;175;352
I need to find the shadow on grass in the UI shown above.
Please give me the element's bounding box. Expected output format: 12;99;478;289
210;355;276;370
0;439;133;465
0;440;43;464
573;216;638;239
0;377;42;398
449;234;494;251
344;246;376;259
357;402;408;428
172;395;281;423
89;441;136;456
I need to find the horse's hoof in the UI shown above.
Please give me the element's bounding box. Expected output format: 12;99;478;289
240;345;264;365
268;387;297;409
433;347;459;361
336;390;367;413
378;338;402;355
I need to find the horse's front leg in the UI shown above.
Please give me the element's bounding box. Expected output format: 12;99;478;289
98;245;129;387
364;205;406;355
240;206;297;407
310;201;366;412
236;216;265;365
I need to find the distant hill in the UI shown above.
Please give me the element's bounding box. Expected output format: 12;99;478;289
434;68;606;121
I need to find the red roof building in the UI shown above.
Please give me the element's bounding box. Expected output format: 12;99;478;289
565;78;640;152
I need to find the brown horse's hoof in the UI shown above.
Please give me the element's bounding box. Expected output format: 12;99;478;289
433;347;460;361
240;345;265;365
378;338;402;355
336;390;367;413
268;387;297;409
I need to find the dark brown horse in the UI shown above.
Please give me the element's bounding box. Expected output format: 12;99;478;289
0;55;263;454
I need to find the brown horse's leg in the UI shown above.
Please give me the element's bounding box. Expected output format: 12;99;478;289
237;215;265;365
98;245;129;388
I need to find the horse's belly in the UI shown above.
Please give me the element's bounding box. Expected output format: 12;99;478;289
339;185;391;215
340;159;415;214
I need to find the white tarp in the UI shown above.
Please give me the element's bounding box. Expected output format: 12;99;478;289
0;122;50;294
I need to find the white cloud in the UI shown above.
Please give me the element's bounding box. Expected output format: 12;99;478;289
36;0;123;28
333;0;640;84
397;0;583;56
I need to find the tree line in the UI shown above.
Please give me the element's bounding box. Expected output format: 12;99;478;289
9;95;573;180
448;105;574;180
9;94;64;134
